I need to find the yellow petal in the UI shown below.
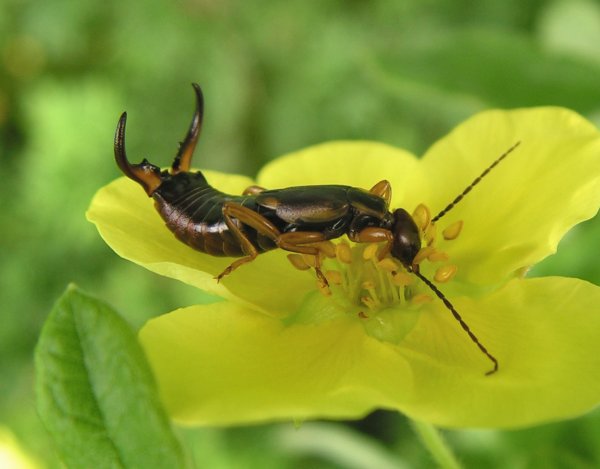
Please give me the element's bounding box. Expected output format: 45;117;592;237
140;301;414;426
420;107;600;285
399;276;600;428
140;277;600;428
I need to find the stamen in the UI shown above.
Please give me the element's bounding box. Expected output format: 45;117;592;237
288;212;493;372
336;242;353;264
288;254;311;270
377;258;398;273
412;203;431;231
434;264;458;283
362;243;379;260
324;270;343;285
363;280;383;305
428;250;449;262
443;220;464;240
392;272;413;287
315;241;337;258
425;223;437;246
412;293;433;305
361;280;376;289
361;296;378;310
302;254;317;268
413;246;435;265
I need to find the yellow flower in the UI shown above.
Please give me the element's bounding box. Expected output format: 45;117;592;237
88;107;600;428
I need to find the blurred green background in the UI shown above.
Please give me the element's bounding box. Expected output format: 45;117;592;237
1;0;600;467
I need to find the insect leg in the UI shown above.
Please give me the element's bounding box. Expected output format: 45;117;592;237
369;180;392;206
348;227;394;260
275;232;331;286
220;203;330;285
218;202;283;281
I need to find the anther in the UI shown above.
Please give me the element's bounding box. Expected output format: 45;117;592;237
425;223;437;246
287;254;311;270
392;272;413;287
325;270;343;285
413;246;435;265
412;293;433;305
336;242;353;264
361;296;377;310
315;241;337;258
442;220;464;240
361;280;376;290
377;258;398;273
302;254;317;268
434;264;458;283
412;203;431;231
428;250;449;262
363;243;379;260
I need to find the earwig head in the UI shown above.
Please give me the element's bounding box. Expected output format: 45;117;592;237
390;208;421;269
113;83;205;196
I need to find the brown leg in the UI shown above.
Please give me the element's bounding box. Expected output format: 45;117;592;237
348;227;394;260
369;180;392;206
242;185;266;195
219;202;331;285
276;232;330;285
218;202;282;280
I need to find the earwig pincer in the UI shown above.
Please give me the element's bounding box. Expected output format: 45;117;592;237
114;84;521;375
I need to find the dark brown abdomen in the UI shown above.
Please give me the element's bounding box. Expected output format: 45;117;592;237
153;185;276;257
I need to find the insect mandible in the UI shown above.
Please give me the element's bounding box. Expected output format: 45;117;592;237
114;84;520;375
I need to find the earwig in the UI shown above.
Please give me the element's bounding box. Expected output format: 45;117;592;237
114;84;521;375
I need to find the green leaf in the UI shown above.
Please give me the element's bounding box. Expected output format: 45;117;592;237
35;285;185;469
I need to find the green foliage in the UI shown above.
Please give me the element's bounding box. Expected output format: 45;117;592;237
35;286;185;468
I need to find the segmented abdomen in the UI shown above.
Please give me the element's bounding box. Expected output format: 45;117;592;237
152;173;276;257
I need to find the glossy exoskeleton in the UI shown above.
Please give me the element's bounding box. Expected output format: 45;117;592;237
114;84;520;375
115;84;421;279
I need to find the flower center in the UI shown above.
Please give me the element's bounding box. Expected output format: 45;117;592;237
286;204;463;344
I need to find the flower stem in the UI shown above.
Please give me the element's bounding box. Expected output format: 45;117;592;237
410;419;462;469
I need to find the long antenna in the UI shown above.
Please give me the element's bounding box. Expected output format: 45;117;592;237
431;141;521;223
412;269;498;375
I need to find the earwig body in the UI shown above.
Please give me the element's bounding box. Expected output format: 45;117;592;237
114;84;417;272
154;176;394;258
114;83;521;375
